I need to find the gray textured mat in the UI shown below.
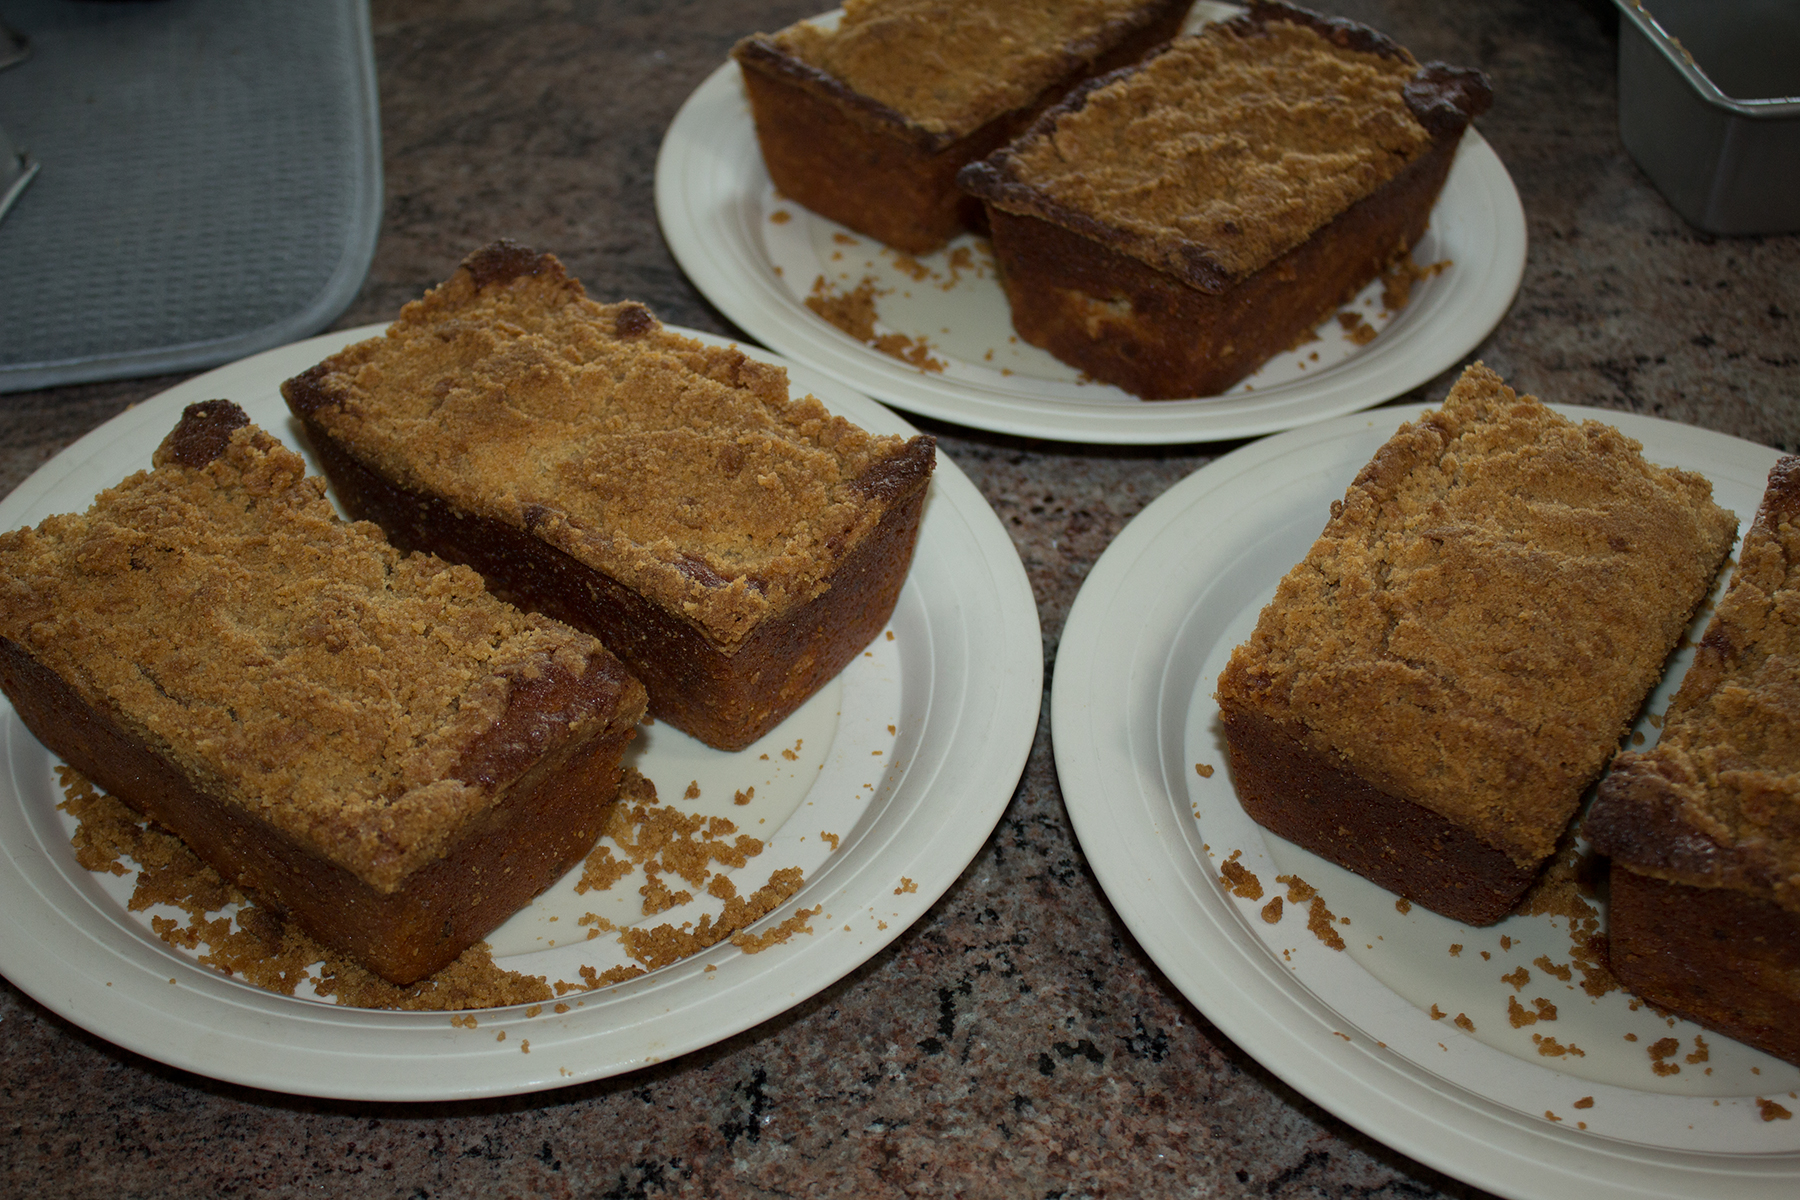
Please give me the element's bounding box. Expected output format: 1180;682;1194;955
0;0;381;394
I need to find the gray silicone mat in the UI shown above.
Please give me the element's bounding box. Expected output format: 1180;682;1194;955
0;0;381;394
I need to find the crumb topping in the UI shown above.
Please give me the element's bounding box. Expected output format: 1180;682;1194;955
285;251;923;649
1217;363;1738;866
999;19;1430;278
0;418;626;891
773;0;1169;137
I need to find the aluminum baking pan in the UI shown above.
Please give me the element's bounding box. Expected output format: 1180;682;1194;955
1614;0;1800;235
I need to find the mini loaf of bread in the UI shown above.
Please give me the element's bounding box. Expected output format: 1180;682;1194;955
1215;364;1738;924
283;241;935;752
1586;456;1800;1066
0;401;647;986
957;1;1491;398
734;0;1192;253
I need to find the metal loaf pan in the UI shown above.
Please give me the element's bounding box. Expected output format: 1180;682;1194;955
1613;0;1800;235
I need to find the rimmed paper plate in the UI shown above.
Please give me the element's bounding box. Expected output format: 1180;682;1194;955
1052;403;1799;1199
0;325;1041;1101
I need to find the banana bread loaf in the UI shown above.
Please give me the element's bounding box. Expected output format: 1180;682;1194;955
733;0;1191;253
0;401;647;986
1215;364;1738;924
957;1;1491;397
1586;456;1800;1066
282;241;935;752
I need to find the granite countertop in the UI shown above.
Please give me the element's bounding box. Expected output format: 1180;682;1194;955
2;1;1796;1196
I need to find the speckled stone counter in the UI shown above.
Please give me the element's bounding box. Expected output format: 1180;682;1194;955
2;2;1796;1197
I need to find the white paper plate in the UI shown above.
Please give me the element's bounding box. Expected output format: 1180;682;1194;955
1052;404;1800;1199
0;324;1042;1101
654;7;1526;444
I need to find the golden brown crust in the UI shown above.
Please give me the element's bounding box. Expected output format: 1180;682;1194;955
283;243;934;750
0;402;648;984
1588;456;1800;913
1217;364;1738;900
733;0;1191;252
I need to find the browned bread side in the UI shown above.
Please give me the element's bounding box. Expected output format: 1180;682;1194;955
1603;870;1800;1067
733;0;1191;253
0;401;647;985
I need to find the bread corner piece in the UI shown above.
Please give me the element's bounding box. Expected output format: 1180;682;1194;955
731;0;1193;253
1585;456;1800;1066
0;400;647;986
957;1;1492;398
281;241;934;752
1215;363;1737;925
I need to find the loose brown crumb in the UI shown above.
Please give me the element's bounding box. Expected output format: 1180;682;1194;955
1649;1036;1683;1076
1394;898;1411;914
575;843;632;895
807;275;882;341
1380;254;1449;311
1758;1098;1793;1121
1454;1013;1475;1033
895;877;917;895
1514;836;1617;996
1219;851;1263;901
1533;956;1573;982
1686;1036;1710;1065
734;902;824;954
1194;762;1215;778
770;210;791;225
821;831;840;851
1449;943;1463;957
1260;896;1283;924
1275;874;1316;903
1429;1004;1446;1021
805;275;944;371
734;786;755;806
1336;310;1378;346
684;781;701;800
1306;897;1345;951
1573;1096;1594;1109
1507;996;1559;1027
1502;967;1530;991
